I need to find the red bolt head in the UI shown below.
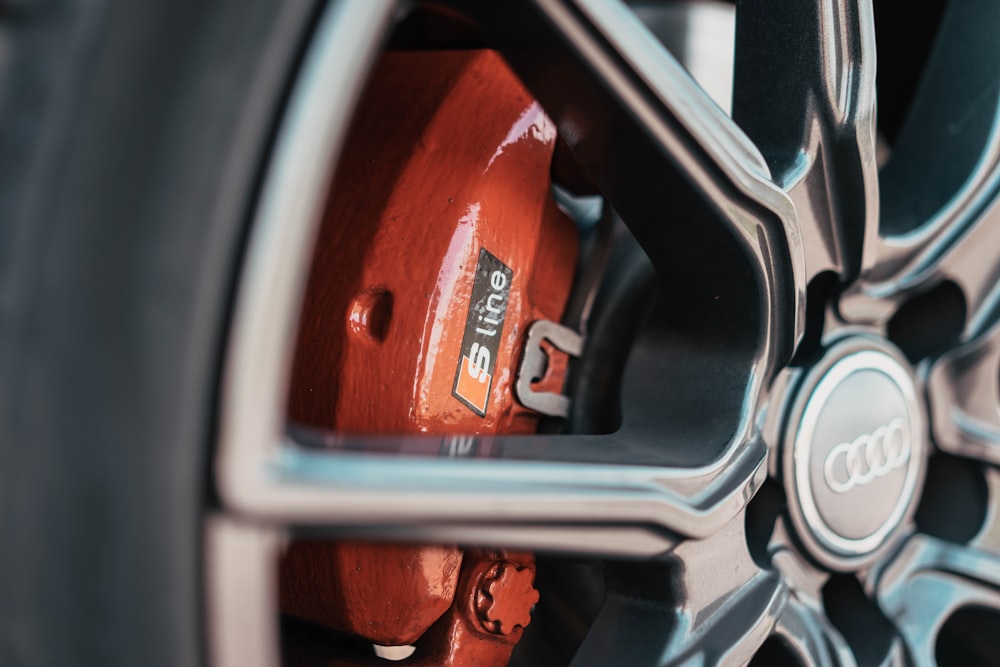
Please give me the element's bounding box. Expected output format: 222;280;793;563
475;562;540;635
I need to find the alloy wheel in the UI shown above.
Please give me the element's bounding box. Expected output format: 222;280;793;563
210;1;1000;664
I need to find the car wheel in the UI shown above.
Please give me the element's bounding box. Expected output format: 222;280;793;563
4;1;1000;666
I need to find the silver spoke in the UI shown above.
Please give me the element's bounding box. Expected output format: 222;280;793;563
219;432;767;558
661;517;786;665
206;517;282;667
843;197;1000;333
570;516;785;666
772;537;909;667
216;0;396;542
973;468;1000;553
935;210;1000;338
773;597;857;667
734;0;879;286
875;534;1000;666
769;527;856;667
927;320;1000;464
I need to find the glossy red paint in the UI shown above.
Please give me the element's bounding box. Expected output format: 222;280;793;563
475;559;540;636
286;49;577;435
280;49;578;663
280;542;463;646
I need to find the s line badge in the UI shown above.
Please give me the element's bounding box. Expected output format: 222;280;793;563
452;248;513;416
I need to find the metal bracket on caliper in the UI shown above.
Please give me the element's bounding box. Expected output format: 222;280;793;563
515;319;584;418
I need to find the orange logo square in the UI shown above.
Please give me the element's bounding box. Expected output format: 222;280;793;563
454;355;492;415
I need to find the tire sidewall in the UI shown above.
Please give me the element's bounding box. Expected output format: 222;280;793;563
0;1;321;664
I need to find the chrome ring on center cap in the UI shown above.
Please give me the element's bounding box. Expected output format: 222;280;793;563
783;338;927;570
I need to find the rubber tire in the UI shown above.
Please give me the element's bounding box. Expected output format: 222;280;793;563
0;1;320;664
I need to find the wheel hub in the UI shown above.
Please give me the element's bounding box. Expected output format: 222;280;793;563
784;338;927;570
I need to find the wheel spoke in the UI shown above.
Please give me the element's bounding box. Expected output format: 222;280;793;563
932;214;1000;339
570;516;785;666
772;597;857;667
973;468;1000;554
448;0;806;370
874;534;1000;665
206;517;283;667
768;531;858;666
843;197;1000;333
217;430;767;558
927;321;1000;464
842;0;1000;330
733;0;879;286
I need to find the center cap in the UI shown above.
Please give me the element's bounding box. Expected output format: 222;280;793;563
785;340;926;569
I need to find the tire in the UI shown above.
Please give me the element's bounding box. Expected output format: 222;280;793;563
0;2;319;664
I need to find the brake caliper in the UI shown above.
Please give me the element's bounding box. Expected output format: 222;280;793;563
280;50;580;665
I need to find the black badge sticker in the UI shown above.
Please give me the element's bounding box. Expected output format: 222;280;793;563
452;248;513;416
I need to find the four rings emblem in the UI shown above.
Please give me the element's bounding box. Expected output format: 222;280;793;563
823;417;911;493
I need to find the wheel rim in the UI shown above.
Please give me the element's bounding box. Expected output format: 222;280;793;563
209;1;1000;665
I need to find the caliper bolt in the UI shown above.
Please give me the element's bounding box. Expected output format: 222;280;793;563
474;561;539;636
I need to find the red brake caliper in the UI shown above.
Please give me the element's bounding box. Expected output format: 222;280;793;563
280;50;580;666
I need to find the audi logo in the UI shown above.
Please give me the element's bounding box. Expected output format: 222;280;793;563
823;417;911;493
